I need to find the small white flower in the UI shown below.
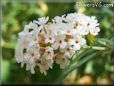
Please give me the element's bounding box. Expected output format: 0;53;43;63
28;22;38;30
65;13;77;23
52;34;66;50
60;44;75;59
15;46;24;63
76;25;89;35
27;32;39;47
89;27;100;36
29;45;40;59
49;23;66;35
68;39;81;51
38;57;53;75
15;34;29;64
45;33;55;44
43;47;54;60
87;16;100;36
23;45;40;74
34;17;49;25
60;23;76;36
52;15;65;23
55;54;70;69
68;36;86;51
26;63;35;74
24;22;38;33
88;16;99;28
18;34;29;48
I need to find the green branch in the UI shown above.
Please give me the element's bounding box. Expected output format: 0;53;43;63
55;51;100;83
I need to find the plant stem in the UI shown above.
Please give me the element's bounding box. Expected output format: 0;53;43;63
71;49;96;64
55;51;100;83
92;46;106;50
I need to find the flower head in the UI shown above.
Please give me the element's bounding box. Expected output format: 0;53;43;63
15;13;100;75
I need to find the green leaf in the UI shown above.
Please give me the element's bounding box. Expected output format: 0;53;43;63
55;51;100;83
1;59;10;82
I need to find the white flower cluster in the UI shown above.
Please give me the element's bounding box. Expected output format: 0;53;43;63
15;13;100;75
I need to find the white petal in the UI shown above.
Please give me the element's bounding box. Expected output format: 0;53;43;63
60;41;66;49
51;42;59;50
45;38;50;43
21;62;24;68
31;66;35;74
73;43;81;51
64;52;70;58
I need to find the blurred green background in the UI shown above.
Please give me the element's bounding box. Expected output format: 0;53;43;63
1;0;114;85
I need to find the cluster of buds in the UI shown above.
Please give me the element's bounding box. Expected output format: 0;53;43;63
15;13;100;75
